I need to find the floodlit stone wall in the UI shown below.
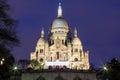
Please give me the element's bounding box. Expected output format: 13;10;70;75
21;70;97;80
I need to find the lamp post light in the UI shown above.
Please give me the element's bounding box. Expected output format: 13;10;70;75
102;64;109;80
13;66;18;71
102;64;108;71
103;66;108;71
13;65;18;80
0;58;5;65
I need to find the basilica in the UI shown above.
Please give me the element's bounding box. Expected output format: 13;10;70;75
30;3;90;70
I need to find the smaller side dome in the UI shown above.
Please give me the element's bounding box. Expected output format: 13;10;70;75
37;28;45;46
72;37;82;45
72;27;81;45
37;38;45;46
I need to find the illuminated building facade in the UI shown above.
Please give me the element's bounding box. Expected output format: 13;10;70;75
30;3;89;70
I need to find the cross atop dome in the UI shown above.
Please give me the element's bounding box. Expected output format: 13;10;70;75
74;27;78;37
41;28;44;38
58;2;62;17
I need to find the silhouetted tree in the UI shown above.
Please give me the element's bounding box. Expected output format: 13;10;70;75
38;62;44;69
97;58;120;80
0;45;15;80
29;60;38;69
36;75;45;80
18;59;29;70
0;0;19;80
107;58;120;80
89;63;95;70
0;0;19;46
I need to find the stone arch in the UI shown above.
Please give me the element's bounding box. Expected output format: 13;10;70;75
40;58;43;62
36;75;45;80
55;75;64;80
74;58;78;61
73;76;81;80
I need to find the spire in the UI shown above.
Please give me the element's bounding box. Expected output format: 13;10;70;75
58;2;62;17
74;27;78;37
41;28;44;38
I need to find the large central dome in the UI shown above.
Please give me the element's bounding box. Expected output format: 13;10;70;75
51;3;69;30
52;17;69;29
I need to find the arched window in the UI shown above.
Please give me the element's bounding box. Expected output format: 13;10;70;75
36;75;45;80
71;49;73;52
62;40;64;44
36;51;38;58
55;75;64;80
74;58;78;61
48;66;52;69
36;51;38;54
63;65;67;69
40;49;43;53
73;76;81;80
75;48;78;52
40;58;43;62
80;49;82;53
51;57;52;61
56;52;59;59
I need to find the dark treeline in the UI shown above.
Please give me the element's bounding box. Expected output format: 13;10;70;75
0;0;19;80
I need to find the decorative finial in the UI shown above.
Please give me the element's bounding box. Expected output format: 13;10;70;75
41;28;44;38
74;27;77;37
58;2;62;17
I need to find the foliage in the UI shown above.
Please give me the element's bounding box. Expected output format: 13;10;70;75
106;58;120;80
18;59;29;70
38;62;44;69
89;63;95;70
36;75;45;80
97;58;120;80
18;59;44;70
0;0;19;79
0;0;19;47
29;60;38;69
0;45;15;80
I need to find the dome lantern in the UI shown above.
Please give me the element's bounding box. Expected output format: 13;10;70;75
41;28;44;38
74;27;78;37
51;3;69;30
58;2;62;17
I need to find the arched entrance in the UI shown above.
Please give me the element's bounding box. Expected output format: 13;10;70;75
55;75;64;80
73;76;81;80
36;75;45;80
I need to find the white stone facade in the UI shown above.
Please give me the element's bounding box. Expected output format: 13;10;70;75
30;3;89;70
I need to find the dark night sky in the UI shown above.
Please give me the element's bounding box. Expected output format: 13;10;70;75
8;0;120;68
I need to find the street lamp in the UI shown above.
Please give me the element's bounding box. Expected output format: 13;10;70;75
13;66;18;71
103;65;108;71
0;58;5;65
103;66;108;71
13;65;18;80
102;64;109;80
